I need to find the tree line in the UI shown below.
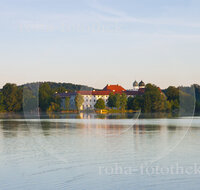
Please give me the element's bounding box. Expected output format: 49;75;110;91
95;84;180;113
0;82;199;114
74;83;197;114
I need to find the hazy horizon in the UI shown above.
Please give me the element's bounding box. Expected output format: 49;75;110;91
0;80;197;90
1;0;200;89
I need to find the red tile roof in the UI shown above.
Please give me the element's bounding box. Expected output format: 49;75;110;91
103;84;126;92
56;84;145;98
77;91;110;95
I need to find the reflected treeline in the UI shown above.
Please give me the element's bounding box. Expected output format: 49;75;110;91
0;120;28;138
46;112;182;119
139;112;178;119
133;124;161;133
133;124;182;134
0;120;20;132
0;113;25;119
0;119;69;138
0;111;197;120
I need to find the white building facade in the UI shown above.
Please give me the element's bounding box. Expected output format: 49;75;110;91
58;81;145;110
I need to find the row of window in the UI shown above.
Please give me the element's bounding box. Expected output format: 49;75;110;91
85;99;108;102
82;105;92;109
84;95;108;98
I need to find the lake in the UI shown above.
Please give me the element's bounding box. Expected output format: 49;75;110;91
0;113;200;190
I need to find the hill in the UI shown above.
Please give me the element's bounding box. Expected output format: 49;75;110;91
20;81;99;92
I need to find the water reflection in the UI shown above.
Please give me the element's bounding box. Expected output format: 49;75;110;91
0;112;183;120
0;117;199;190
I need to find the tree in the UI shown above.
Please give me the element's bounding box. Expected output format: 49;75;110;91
94;98;105;109
143;93;152;112
23;87;38;112
196;101;200;113
120;93;127;110
165;86;179;101
115;94;121;109
132;95;143;111
155;93;167;112
54;86;67;93
2;83;22;112
127;96;134;110
107;93;123;109
165;100;172;112
107;92;115;108
171;99;179;112
75;93;84;110
0;92;5;112
143;83;167;113
65;97;70;110
39;83;53;111
194;85;200;113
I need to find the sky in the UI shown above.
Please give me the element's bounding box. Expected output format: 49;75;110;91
0;0;200;89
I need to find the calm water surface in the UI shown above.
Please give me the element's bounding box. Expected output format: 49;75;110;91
0;114;200;190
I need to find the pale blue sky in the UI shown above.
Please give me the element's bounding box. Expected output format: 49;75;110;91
0;0;200;89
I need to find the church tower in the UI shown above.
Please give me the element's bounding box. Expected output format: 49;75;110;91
133;80;139;91
139;80;145;89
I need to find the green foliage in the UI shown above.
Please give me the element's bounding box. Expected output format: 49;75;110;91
196;101;200;113
54;86;67;93
165;100;172;112
65;97;70;110
23;87;38;112
180;84;200;113
22;82;95;92
133;96;144;111
120;93;127;110
193;84;200;113
142;84;166;113
127;84;168;113
127;96;134;110
1;81;200;114
75;93;84;110
164;86;195;113
0;92;5;112
39;83;54;111
115;94;121;109
94;98;105;109
127;95;143;111
170;99;179;111
165;86;179;101
2;83;22;112
107;93;127;110
107;93;115;108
